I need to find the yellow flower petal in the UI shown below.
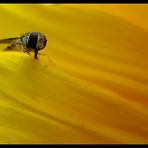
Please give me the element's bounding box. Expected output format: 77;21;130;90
0;4;148;144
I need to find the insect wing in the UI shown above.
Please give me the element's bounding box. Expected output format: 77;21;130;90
0;37;20;44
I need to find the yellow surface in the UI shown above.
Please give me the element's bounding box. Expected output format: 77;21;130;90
0;4;148;144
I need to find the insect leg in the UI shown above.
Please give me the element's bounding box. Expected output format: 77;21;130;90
34;50;38;60
24;49;30;55
21;45;30;54
38;52;54;65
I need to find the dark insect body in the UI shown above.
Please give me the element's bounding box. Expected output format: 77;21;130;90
0;32;47;60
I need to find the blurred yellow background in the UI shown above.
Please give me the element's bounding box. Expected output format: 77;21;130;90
0;4;148;144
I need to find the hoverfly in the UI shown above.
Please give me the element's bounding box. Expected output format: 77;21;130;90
0;32;47;60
